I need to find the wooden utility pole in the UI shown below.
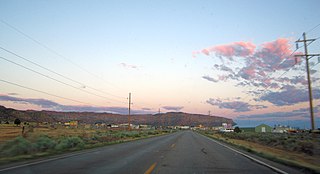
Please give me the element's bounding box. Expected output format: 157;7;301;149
295;32;320;130
128;92;132;131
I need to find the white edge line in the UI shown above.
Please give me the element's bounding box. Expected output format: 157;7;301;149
199;133;289;174
0;150;90;172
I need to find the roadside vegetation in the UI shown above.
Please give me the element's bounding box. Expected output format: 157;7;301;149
199;130;320;173
0;123;172;164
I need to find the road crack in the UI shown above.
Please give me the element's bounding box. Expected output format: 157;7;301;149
201;148;207;154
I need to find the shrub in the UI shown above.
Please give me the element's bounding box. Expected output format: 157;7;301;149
0;136;34;157
55;137;85;150
298;141;314;155
35;135;56;151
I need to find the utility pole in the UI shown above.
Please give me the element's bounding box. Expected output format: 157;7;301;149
128;92;132;131
295;32;320;130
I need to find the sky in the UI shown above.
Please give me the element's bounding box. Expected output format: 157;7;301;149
0;0;320;129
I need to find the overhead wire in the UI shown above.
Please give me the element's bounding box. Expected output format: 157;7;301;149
0;56;127;105
0;79;93;106
0;46;126;100
0;19;127;93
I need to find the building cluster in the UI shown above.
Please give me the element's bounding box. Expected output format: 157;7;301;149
237;124;301;133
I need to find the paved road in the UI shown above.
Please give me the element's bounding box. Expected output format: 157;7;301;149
0;131;304;174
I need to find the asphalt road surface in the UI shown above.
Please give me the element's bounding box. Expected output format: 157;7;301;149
0;131;304;174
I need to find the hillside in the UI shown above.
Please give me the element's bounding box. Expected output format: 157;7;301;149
0;106;234;127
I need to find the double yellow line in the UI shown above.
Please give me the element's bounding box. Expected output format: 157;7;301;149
144;143;176;174
144;162;157;174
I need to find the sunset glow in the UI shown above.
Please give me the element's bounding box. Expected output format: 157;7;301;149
0;0;319;128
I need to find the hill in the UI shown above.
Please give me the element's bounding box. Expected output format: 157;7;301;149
0;105;234;127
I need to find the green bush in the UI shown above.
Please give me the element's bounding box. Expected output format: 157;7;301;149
0;136;34;157
298;141;314;155
35;135;56;151
55;137;85;150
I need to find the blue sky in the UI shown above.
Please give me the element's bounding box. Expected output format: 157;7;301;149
0;0;320;128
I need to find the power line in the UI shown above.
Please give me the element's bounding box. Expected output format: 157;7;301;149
0;19;127;92
0;79;92;106
306;23;320;34
0;56;126;104
0;46;126;100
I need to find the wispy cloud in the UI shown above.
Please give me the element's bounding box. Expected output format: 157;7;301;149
119;63;139;69
206;98;267;112
237;105;320;121
259;85;320;106
202;75;218;83
0;94;152;114
7;93;19;96
162;106;184;111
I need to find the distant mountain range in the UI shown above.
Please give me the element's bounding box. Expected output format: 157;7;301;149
0;105;234;127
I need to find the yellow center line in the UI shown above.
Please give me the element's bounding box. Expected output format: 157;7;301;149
171;143;176;148
144;162;157;174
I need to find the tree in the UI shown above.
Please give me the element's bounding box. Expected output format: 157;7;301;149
234;126;241;133
14;118;21;126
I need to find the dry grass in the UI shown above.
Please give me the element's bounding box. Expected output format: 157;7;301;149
1;123;114;144
0;124;22;143
207;133;320;173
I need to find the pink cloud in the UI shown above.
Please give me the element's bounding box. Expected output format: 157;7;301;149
198;38;311;94
254;38;295;70
201;49;210;56
260;38;292;58
214;41;256;57
199;41;256;58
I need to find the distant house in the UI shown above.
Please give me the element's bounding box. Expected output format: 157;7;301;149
64;121;78;128
273;125;295;133
139;124;151;129
107;124;119;128
255;124;272;133
94;122;106;128
70;121;78;127
219;128;234;133
177;125;190;130
222;123;232;129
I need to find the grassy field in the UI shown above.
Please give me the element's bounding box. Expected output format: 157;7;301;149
0;123;172;164
199;130;320;173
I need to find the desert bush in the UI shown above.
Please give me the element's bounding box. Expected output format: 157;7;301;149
113;131;141;138
35;135;56;151
0;136;34;157
55;136;85;150
91;134;101;141
298;141;314;155
147;131;156;135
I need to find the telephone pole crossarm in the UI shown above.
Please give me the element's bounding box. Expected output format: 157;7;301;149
295;54;320;59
